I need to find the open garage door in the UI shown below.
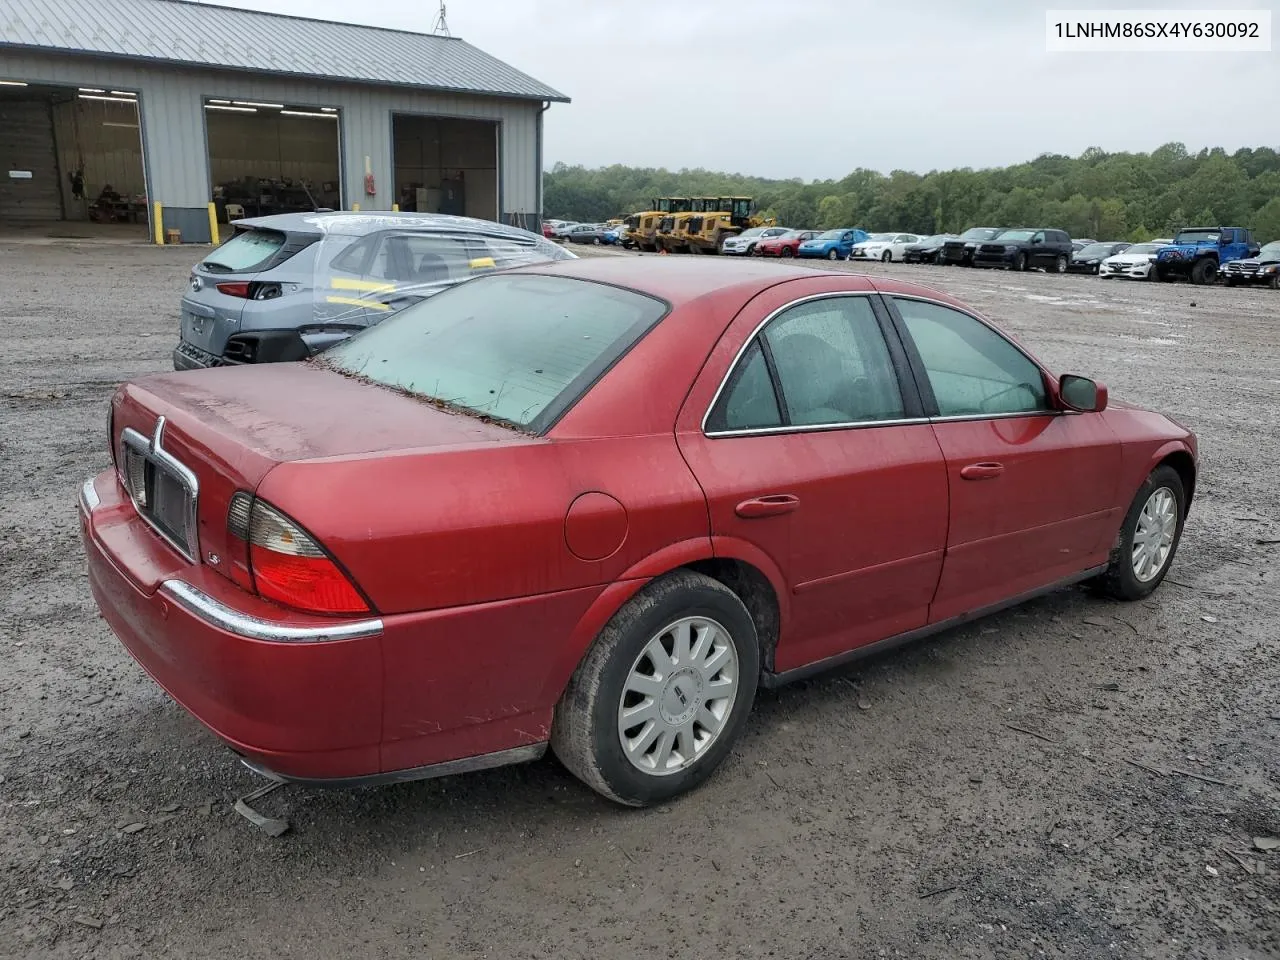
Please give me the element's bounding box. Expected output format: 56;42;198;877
204;99;342;224
0;82;147;236
392;115;498;222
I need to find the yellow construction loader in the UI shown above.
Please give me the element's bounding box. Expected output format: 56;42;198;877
626;197;690;252
685;198;776;254
655;198;721;253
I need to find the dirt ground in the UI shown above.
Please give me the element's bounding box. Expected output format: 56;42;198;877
2;240;1278;960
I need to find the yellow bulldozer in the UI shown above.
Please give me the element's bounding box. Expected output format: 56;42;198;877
626;198;690;252
685;198;775;254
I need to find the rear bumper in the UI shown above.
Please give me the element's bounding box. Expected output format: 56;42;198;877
80;471;387;779
173;341;221;371
80;470;584;785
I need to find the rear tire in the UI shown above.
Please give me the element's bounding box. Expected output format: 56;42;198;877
1053;254;1068;274
551;571;760;806
781;247;794;258
1092;465;1187;602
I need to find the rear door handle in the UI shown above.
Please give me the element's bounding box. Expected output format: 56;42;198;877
960;462;1004;481
735;494;800;519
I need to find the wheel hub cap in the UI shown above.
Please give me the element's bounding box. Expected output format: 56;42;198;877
1132;486;1177;582
617;616;740;776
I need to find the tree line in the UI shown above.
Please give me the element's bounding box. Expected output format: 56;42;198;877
543;143;1280;243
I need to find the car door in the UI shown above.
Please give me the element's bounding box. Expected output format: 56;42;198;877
1027;230;1049;268
883;294;1123;621
676;278;949;674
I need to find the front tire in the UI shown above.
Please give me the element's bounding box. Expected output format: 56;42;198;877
1190;258;1217;285
1012;252;1027;272
552;571;759;806
1092;465;1187;601
827;248;840;261
881;250;892;263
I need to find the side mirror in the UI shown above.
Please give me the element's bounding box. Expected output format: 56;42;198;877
1031;237;1043;244
1059;374;1108;413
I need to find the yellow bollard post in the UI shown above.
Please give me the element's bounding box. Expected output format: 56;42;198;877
352;202;360;212
153;203;164;245
206;202;219;245
391;203;399;212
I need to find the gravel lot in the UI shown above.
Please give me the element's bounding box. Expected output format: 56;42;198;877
2;240;1278;960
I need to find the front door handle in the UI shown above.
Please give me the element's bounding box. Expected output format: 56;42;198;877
735;494;800;519
960;462;1004;481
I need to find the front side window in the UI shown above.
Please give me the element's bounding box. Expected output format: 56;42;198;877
320;274;667;433
894;298;1048;417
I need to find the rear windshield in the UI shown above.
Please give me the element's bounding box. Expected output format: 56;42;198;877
201;228;286;273
318;274;668;433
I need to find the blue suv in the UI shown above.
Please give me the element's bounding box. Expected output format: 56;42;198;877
1154;226;1259;285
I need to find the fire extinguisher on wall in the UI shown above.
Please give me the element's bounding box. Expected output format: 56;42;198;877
364;156;376;197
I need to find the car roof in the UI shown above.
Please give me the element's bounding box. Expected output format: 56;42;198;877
227;210;549;242
512;257;966;312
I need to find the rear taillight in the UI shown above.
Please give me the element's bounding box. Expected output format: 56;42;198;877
227;494;369;616
215;281;284;300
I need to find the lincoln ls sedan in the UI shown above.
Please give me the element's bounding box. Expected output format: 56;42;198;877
80;258;1196;807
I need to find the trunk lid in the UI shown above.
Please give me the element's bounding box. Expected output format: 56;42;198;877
111;363;525;584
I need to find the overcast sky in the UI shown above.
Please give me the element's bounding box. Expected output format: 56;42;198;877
210;0;1278;180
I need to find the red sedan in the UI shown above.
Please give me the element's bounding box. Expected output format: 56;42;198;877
757;229;819;258
80;259;1196;806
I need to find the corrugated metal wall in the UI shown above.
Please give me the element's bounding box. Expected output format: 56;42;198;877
2;51;543;221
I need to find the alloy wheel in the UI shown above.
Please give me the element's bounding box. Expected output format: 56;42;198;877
1131;487;1178;582
617;616;740;776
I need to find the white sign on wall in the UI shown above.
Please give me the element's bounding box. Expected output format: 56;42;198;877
8;170;34;179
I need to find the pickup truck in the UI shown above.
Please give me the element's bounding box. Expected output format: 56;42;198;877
1154;227;1259;285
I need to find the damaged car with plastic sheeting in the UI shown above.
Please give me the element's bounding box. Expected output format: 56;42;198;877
173;212;575;370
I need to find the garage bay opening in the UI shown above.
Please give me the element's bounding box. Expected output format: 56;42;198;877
392;114;498;222
0;81;148;240
204;99;342;226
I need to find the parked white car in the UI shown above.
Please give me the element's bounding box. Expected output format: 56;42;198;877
1098;240;1173;280
721;226;790;256
848;233;922;262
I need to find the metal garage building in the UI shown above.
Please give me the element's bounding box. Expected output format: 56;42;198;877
0;0;567;242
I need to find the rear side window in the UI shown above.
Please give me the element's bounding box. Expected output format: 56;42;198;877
708;341;782;432
319;274;667;433
202;229;286;273
708;296;904;432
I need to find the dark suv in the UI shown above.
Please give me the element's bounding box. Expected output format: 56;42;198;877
972;228;1074;272
937;226;1004;266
